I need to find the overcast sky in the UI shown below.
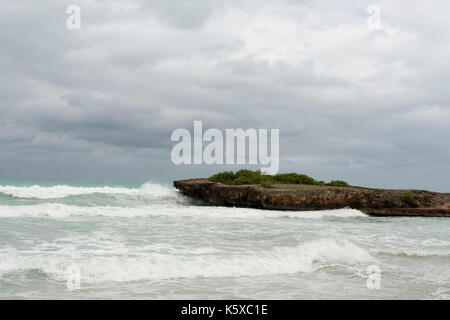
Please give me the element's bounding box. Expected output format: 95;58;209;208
1;0;450;191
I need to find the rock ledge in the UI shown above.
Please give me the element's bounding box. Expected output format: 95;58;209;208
174;178;450;217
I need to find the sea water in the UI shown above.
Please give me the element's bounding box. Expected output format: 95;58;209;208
0;179;448;299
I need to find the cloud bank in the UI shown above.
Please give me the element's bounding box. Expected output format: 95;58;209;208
1;0;450;191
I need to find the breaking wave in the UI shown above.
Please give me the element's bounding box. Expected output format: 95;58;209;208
0;239;374;283
0;203;365;219
0;182;176;200
371;248;450;258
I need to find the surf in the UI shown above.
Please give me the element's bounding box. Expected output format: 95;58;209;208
0;182;176;200
0;239;374;283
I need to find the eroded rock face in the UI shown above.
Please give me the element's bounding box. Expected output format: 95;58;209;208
174;179;450;217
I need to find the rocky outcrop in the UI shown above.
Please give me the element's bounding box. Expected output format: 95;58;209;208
174;178;450;217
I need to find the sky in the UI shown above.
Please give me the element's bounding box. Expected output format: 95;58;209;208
1;0;450;191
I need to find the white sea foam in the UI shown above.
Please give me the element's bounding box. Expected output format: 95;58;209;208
0;182;176;199
371;248;450;258
0;239;374;283
0;203;365;219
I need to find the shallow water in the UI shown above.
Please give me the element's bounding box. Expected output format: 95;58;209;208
0;179;448;299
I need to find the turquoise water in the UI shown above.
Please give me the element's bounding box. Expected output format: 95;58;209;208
0;179;449;299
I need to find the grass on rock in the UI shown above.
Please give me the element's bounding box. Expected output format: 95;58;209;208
209;170;349;188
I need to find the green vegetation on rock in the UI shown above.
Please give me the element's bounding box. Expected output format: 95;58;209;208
327;180;350;187
208;171;237;184
400;192;416;206
273;173;317;185
209;170;350;187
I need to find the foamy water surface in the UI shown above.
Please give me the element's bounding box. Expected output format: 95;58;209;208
0;180;448;299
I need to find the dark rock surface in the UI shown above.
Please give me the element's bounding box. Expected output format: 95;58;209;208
174;178;450;217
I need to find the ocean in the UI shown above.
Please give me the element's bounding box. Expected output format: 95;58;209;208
0;179;448;299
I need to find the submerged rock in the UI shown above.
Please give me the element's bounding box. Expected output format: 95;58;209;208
174;178;450;217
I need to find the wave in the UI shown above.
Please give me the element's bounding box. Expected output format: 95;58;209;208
0;239;374;283
0;182;176;200
371;248;450;258
0;203;365;219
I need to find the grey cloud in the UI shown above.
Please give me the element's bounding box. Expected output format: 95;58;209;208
139;0;214;29
0;0;449;190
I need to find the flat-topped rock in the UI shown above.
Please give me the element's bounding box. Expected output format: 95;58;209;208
174;178;450;217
